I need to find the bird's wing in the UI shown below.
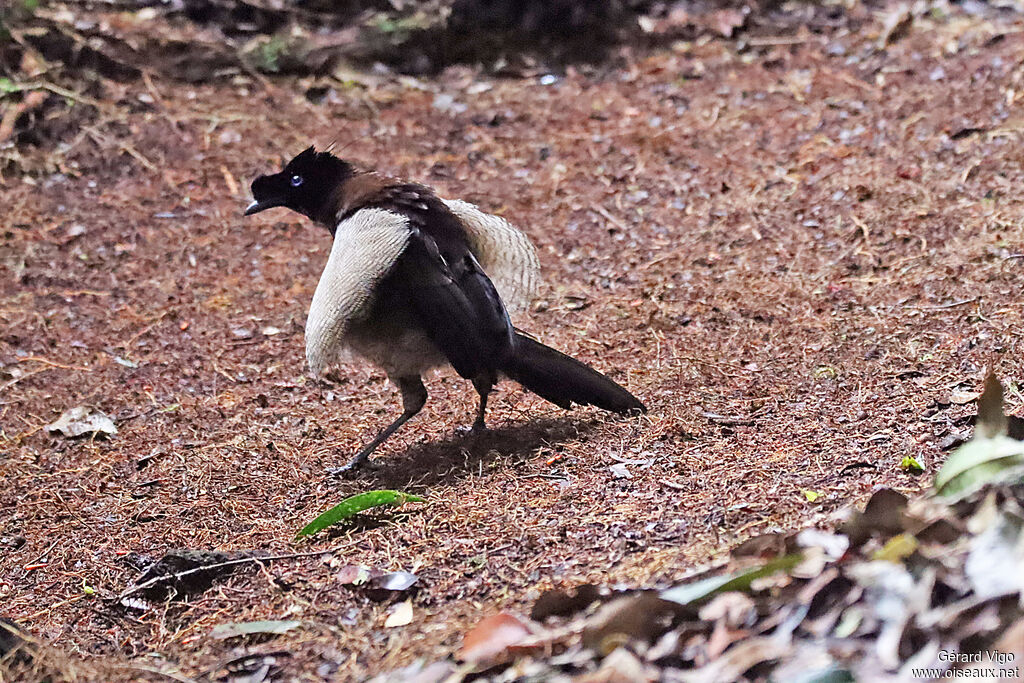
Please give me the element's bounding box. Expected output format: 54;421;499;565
386;225;515;380
305;208;410;375
441;199;540;314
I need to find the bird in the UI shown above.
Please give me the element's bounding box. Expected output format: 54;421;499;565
245;146;645;471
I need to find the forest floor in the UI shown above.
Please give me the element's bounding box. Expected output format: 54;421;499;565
4;2;1024;681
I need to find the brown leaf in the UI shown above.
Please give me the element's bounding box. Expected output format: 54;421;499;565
712;9;747;38
575;647;655;683
915;518;962;545
896;164;921;180
878;5;913;47
976;373;1007;439
366;571;420;601
684;637;792;683
841;488;909;546
582;593;680;655
458;612;533;667
698;592;756;629
383;600;413;628
337;564;378;585
366;660;457;683
991;618;1024;661
532;584;602;621
731;532;792;559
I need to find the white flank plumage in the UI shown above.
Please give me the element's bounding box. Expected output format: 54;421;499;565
305;208;410;375
442;199;540;313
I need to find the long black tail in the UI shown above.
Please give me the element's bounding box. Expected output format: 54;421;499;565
501;333;646;415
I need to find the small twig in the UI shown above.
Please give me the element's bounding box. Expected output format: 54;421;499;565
701;411;755;426
609;451;653;466
746;35;810;47
228;338;268;347
85;127;160;174
17;356;92;371
140;71;167;109
23;539;61;570
677;356;756;372
0;367;50;394
220;164;239;197
0;90;47;144
904;297;978;311
121;313;171;349
211;360;240;383
23;594;88;620
6;80;109;110
118;546;352;600
840;461;878;475
591;204;629;232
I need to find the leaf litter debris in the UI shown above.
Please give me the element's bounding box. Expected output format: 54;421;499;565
44;406;117;439
370;376;1024;681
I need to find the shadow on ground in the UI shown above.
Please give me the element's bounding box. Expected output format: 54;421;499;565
352;415;598;489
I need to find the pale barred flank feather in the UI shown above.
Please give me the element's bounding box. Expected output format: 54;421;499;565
442;199;540;313
305;208;410;375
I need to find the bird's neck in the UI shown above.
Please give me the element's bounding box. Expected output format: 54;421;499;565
317;171;393;232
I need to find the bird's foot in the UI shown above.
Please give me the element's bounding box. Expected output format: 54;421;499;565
454;421;488;438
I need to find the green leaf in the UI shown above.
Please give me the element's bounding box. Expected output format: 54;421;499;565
935;375;1024;500
872;533;918;562
803;489;822;503
210;620;301;639
899;456;924;473
934;437;1024;500
813;365;837;379
295;490;425;539
659;553;803;606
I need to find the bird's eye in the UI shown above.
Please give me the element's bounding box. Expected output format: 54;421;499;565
290;174;304;187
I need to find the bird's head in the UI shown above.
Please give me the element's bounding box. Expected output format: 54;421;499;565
245;146;355;225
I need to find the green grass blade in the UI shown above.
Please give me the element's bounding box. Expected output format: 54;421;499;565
295;490;425;539
659;553;803;606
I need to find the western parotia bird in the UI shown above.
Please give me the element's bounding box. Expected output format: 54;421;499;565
245;146;645;471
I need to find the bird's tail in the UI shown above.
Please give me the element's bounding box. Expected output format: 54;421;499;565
501;333;646;415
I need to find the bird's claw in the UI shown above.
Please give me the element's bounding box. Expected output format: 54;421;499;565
454;422;488;438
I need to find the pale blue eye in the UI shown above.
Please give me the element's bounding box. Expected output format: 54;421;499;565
291;174;303;187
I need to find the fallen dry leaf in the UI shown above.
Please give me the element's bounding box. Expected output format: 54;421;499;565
383;600;414;628
45;406;117;438
458;612;533;666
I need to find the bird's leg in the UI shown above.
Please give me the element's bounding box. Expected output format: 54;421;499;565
471;376;494;433
331;375;427;474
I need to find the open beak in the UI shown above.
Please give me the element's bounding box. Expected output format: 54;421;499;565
244;197;286;216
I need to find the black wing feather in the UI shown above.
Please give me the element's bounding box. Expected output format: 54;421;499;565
383;209;514;380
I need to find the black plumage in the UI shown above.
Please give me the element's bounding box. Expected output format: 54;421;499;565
246;146;645;471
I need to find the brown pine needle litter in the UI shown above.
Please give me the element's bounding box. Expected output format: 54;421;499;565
5;1;1024;680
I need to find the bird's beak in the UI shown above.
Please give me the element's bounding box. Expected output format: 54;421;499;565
244;197;285;216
